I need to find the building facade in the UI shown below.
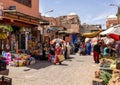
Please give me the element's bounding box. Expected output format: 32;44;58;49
106;15;119;29
80;23;102;34
40;13;81;43
0;0;44;52
58;13;81;43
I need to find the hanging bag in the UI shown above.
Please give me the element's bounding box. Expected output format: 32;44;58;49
58;55;65;62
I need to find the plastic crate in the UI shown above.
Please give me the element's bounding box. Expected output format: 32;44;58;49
0;76;12;85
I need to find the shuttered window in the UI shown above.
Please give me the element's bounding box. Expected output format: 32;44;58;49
14;0;32;7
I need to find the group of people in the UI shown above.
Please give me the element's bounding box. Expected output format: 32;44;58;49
32;37;120;65
77;38;120;64
92;40;120;64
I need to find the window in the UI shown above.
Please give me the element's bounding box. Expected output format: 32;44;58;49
14;0;32;7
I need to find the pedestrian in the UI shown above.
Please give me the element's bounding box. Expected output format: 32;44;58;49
54;43;62;65
49;45;55;62
66;42;71;58
93;42;101;63
115;42;120;58
86;40;92;55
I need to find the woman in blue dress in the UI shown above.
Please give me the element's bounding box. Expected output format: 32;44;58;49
86;40;92;55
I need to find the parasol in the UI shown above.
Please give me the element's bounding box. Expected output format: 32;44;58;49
100;27;114;35
107;25;120;41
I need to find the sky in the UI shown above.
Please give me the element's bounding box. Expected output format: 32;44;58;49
40;0;120;29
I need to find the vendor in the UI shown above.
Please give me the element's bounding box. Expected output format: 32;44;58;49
103;44;109;56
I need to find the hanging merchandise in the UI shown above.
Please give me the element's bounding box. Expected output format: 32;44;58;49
0;25;13;32
0;33;7;39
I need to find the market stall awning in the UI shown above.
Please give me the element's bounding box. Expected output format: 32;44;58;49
82;30;102;38
107;25;120;41
100;27;114;35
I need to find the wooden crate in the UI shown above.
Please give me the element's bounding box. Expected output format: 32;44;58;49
92;78;104;85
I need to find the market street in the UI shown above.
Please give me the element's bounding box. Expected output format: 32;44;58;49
7;53;99;85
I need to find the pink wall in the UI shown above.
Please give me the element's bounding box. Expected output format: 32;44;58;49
0;0;40;17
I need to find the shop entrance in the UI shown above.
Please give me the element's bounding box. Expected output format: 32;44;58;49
11;26;26;51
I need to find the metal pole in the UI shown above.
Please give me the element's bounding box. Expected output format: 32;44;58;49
117;7;120;24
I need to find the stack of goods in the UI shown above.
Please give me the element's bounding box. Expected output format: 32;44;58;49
108;69;120;85
99;58;116;70
2;52;12;65
93;70;112;85
9;53;35;67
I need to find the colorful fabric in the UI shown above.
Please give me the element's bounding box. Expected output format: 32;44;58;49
54;46;62;63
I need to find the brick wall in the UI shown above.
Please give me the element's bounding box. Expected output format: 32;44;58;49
106;19;119;29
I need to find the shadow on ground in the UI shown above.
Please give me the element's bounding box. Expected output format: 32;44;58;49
24;60;69;70
25;60;53;70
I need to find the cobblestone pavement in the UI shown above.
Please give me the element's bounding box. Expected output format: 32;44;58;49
7;53;99;85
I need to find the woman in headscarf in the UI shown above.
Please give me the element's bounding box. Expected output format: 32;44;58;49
54;43;62;65
86;40;92;55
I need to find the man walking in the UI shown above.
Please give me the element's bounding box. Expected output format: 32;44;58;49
93;42;101;63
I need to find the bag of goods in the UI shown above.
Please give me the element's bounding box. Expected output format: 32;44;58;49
110;62;116;70
58;55;65;62
18;60;23;67
29;57;35;65
23;60;29;66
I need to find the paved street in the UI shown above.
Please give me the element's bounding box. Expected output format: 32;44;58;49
7;53;99;85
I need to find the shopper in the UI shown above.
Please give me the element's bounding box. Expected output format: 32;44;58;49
93;42;101;63
54;43;62;65
49;45;55;62
86;40;92;55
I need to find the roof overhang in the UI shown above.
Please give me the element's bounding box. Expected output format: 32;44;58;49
3;10;49;25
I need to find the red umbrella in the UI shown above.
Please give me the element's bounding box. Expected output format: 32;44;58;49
108;25;120;41
108;34;120;41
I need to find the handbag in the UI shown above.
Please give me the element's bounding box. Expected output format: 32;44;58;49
58;55;65;62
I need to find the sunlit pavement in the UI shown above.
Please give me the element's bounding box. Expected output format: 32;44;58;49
7;53;99;85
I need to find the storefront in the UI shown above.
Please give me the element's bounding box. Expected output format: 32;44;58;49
0;10;45;53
